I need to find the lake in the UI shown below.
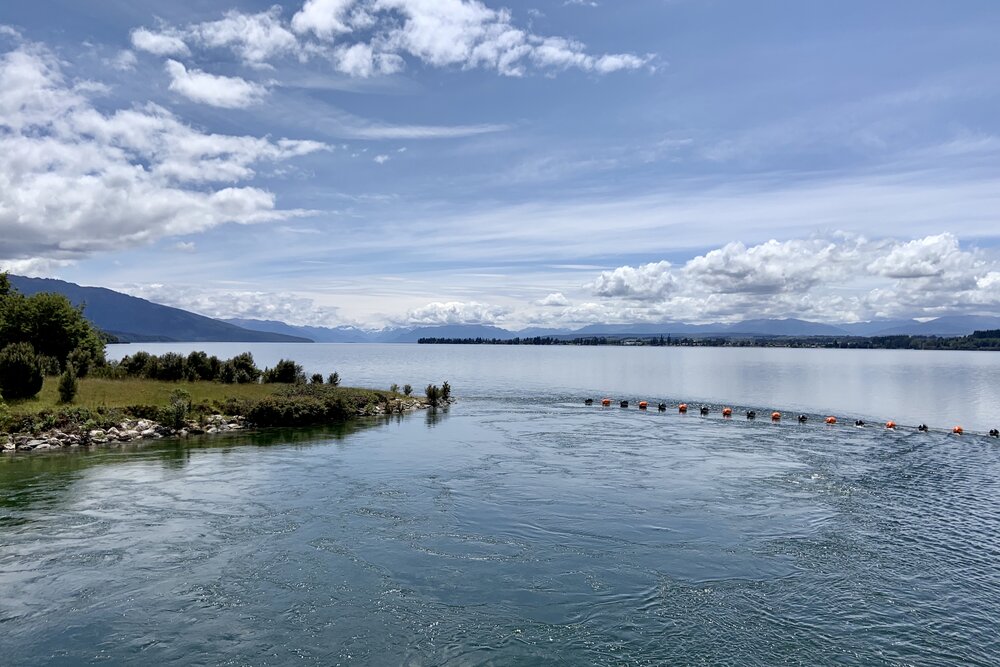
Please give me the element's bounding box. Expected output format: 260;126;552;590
2;344;999;665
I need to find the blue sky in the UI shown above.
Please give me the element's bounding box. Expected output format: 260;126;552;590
2;0;1000;328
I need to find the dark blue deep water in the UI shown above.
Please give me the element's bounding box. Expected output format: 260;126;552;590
2;345;999;665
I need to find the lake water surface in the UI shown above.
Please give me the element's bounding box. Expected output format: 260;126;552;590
2;344;999;665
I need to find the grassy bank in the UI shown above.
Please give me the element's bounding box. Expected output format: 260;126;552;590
2;378;426;437
8;377;278;414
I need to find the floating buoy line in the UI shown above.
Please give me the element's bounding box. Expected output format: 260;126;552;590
585;398;999;439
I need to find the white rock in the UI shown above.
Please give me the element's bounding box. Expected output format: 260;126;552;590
140;428;156;437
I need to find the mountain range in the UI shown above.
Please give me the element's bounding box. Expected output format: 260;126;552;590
6;274;1000;342
7;275;309;343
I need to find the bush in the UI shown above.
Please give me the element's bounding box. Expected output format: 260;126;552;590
219;361;237;384
156;352;186;381
390;383;399;394
262;359;305;384
0;342;44;400
328;371;340;387
425;384;441;407
38;355;61;376
186;351;217;381
441;381;451;402
311;373;324;384
58;361;78;404
162;389;191;430
403;384;412;396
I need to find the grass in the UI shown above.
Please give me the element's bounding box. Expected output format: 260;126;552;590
7;377;283;415
2;378;425;435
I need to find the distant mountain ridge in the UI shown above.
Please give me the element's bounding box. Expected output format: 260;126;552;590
229;315;1000;341
8;275;310;343
9;275;1000;343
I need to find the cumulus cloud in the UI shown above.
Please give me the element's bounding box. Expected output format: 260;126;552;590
404;301;510;325
537;292;570;306
165;59;268;108
0;43;325;267
189;7;302;67
593;260;676;299
133;1;651;78
586;234;1000;323
130;27;190;57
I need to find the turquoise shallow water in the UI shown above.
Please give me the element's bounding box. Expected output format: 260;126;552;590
3;345;1000;665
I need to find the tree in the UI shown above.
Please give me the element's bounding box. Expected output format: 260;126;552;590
262;359;305;384
0;279;106;376
229;352;261;383
403;383;412;396
441;381;451;402
327;371;340;387
310;373;324;384
58;361;78;403
0;342;44;400
390;383;399;394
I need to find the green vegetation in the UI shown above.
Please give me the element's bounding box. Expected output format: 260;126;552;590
57;362;78;404
425;383;441;407
0;342;44;400
418;330;1000;351
261;358;306;384
0;275;441;443
0;272;106;401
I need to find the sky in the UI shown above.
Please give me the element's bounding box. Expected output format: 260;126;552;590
2;0;1000;330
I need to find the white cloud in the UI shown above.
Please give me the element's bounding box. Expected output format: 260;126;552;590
189;7;301;67
586;234;1000;323
537;292;570;306
165;59;268;108
593;261;676;299
405;300;510;325
292;0;361;38
373;154;389;163
107;49;138;71
122;283;345;327
130;27;189;57
0;43;324;266
139;1;651;78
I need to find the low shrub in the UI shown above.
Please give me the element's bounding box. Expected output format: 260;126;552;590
0;342;44;400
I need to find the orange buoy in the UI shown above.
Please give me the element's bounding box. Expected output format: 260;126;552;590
825;416;837;424
953;426;964;435
722;407;732;418
771;411;781;421
886;421;896;430
601;398;611;407
638;401;648;410
678;403;688;413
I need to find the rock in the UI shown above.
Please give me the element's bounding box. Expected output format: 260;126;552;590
25;439;47;450
140;428;156;437
137;420;152;431
227;423;242;430
3;440;15;451
177;429;188;437
206;427;219;434
107;427;121;437
33;442;54;451
123;430;140;440
188;427;205;435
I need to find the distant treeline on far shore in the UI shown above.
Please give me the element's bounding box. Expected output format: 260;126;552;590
418;329;1000;351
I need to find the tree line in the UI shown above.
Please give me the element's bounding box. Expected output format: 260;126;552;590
418;331;1000;350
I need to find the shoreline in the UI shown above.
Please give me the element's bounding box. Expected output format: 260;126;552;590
1;397;442;454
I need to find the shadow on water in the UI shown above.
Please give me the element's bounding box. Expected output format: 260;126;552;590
0;411;445;523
